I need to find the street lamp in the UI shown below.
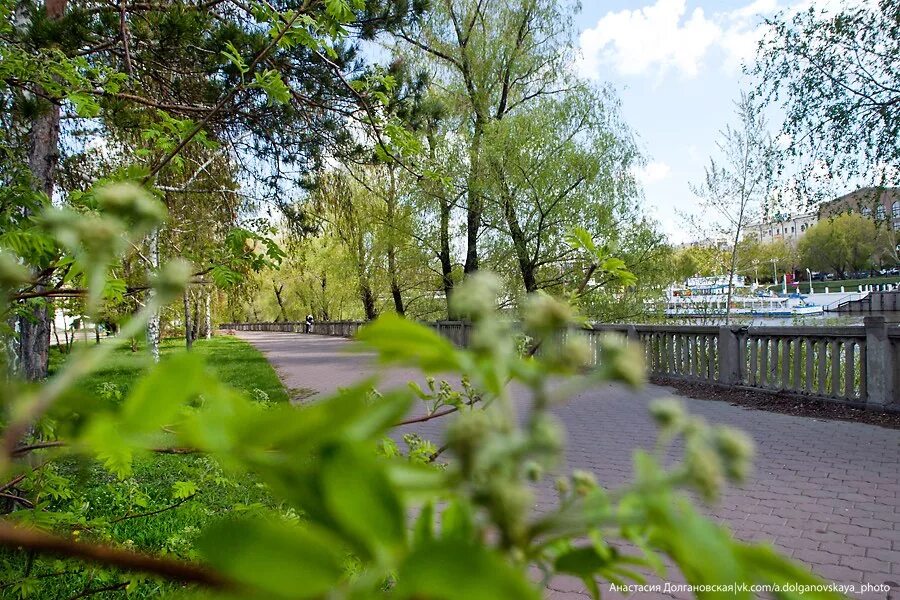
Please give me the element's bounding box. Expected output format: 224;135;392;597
806;268;812;295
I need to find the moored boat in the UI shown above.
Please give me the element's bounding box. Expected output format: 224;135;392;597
664;276;823;318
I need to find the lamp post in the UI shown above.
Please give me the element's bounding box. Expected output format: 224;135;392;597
771;259;778;288
806;268;812;295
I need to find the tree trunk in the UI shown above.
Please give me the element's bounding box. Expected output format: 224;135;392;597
426;130;455;318
387;245;404;316
183;290;193;350
503;197;537;293
272;282;287;322
191;291;200;341
361;284;378;321
319;272;330;321
17;302;51;380
51;312;60;348
385;169;405;316
147;228;161;362
464;119;484;275
439;204;454;318
16;0;67;381
204;289;212;339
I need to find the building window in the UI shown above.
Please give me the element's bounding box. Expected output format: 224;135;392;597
893;201;900;218
876;205;886;220
862;206;872;217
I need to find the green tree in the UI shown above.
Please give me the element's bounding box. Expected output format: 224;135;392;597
798;213;877;278
672;245;729;281
1;0;421;374
691;93;777;324
752;0;900;192
480;86;644;294
394;0;576;276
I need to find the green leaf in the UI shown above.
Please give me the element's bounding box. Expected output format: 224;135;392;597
252;69;291;105
198;518;345;598
121;352;206;434
344;389;413;440
221;41;248;74
439;499;474;541
413;501;434;546
554;545;615;578
394;539;541;600
67;92;100;118
565;227;599;257
734;544;844;600
321;444;405;559
324;0;354;22
81;417;133;479
171;481;197;499
356;314;466;373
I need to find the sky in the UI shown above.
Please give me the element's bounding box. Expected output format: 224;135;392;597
573;0;793;243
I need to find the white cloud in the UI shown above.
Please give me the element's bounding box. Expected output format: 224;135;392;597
635;161;672;184
577;0;780;80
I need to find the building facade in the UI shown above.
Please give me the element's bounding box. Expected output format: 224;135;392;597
817;187;900;229
742;212;818;245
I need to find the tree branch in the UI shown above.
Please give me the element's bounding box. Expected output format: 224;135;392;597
0;523;229;588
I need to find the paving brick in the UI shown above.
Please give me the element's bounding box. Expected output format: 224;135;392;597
237;331;900;600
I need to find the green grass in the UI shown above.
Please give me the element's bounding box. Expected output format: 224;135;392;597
64;335;289;404
765;275;900;294
1;336;289;599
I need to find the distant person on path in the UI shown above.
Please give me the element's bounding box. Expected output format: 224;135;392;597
305;314;313;333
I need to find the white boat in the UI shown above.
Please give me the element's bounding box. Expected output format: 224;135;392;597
664;276;823;318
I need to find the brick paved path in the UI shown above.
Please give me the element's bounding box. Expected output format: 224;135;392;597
235;331;900;599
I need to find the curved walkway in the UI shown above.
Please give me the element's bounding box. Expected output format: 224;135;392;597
235;331;900;599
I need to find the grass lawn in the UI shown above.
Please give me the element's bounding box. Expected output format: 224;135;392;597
766;275;900;294
1;335;289;599
70;335;289;404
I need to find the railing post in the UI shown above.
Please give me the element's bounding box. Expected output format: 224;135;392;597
717;326;740;385
625;324;638;342
864;316;896;406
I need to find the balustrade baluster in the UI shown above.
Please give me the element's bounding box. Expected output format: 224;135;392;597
844;341;855;399
830;339;841;397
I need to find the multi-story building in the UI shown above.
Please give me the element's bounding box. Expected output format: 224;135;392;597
742;212;818;245
817;187;900;229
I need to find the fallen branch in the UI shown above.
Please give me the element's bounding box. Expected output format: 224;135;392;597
11;441;66;456
0;474;26;493
0;492;34;509
0;522;229;589
68;581;129;599
109;494;196;524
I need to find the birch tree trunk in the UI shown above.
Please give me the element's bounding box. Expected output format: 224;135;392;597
147;228;161;362
204;289;212;339
183;289;193;350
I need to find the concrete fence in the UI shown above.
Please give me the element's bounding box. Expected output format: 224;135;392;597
221;318;899;409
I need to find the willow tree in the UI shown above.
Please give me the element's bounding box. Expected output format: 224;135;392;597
394;0;577;276
480;85;643;294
